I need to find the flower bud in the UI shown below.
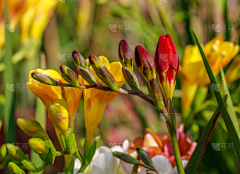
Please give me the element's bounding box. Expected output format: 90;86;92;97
0;144;7;161
76;66;97;85
47;103;69;134
155;34;179;101
60;65;84;88
17;118;48;139
119;40;133;72
8;162;25;174
72;50;87;68
89;54;120;92
31;72;57;86
6;144;27;161
28;138;48;154
135;45;156;82
122;67;140;90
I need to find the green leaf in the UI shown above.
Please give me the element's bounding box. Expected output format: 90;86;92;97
4;0;16;144
185;95;227;174
87;136;100;163
136;147;154;168
192;31;240;159
220;66;240;136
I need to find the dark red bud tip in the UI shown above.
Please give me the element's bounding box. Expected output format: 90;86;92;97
119;40;133;61
135;45;154;69
72;50;86;67
155;34;179;73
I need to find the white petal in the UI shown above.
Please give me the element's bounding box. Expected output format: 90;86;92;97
111;145;123;152
171;160;188;174
122;139;130;152
152;155;172;173
91;153;120;174
119;161;134;174
73;158;81;174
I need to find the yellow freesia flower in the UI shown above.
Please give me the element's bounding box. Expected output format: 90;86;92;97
180;36;239;112
27;69;82;129
83;56;125;143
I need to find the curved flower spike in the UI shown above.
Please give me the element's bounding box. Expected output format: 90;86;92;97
83;56;125;143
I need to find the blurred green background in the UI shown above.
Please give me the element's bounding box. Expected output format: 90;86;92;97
1;0;240;173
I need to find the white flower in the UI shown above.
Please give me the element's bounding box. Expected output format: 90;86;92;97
74;139;134;174
74;141;188;174
138;155;188;174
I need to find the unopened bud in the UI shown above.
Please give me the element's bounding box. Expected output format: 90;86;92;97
119;40;133;72
76;66;97;85
29;138;48;154
0;144;7;161
60;65;83;88
6;144;27;161
89;54;120;92
31;73;57;86
72;50;87;68
155;34;179;101
8;162;25;174
135;45;156;82
122;67;140;90
47;103;69;134
17;118;48;139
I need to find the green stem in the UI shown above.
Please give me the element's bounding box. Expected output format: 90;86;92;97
34;164;48;174
78;164;88;173
56;151;68;156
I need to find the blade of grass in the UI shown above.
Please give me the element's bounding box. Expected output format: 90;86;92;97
192;31;240;159
185;95;227;174
220;66;240;136
4;0;16;144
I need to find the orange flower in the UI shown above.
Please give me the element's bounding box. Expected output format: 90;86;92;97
127;124;197;167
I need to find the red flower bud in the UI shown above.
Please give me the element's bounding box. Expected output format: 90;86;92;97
155;34;179;101
135;45;156;82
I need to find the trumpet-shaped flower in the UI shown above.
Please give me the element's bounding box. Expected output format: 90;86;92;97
180;36;239;111
27;69;82;128
82;56;125;143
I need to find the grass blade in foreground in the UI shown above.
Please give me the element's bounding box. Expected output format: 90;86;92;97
185;95;227;174
220;66;240;136
192;31;240;159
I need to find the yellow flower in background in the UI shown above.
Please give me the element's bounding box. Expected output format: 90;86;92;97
180;36;239;112
27;69;83;129
225;55;240;84
0;0;57;49
83;56;125;143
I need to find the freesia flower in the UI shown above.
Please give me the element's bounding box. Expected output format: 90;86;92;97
74;140;134;174
127;124;197;167
179;36;239;112
27;69;82;129
82;56;125;143
225;55;240;83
